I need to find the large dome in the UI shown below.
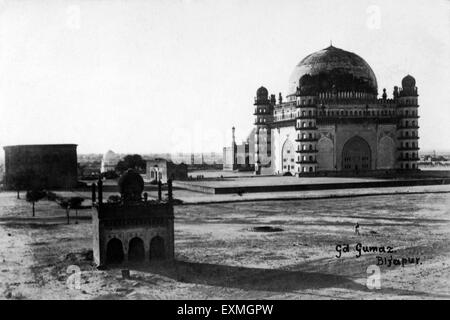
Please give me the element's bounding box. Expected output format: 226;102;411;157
287;45;378;96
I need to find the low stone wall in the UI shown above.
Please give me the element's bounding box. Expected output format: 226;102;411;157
175;177;450;195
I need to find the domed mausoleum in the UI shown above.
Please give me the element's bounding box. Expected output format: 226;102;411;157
252;45;420;175
101;150;121;173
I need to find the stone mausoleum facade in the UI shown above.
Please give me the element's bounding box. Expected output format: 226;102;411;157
253;45;420;176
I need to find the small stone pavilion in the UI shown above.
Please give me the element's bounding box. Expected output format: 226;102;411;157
92;169;174;266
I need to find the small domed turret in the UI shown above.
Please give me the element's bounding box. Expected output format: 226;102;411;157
400;75;418;97
118;169;144;202
402;75;416;88
256;86;268;99
255;86;270;105
393;86;399;99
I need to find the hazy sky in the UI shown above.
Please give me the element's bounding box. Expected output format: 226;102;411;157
0;0;449;154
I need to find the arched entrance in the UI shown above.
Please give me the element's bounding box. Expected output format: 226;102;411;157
342;136;371;171
128;237;145;262
149;236;165;260
281;139;295;174
106;238;124;264
317;136;334;170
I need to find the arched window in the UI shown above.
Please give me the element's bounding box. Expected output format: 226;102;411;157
128;237;145;262
149;236;165;260
106;238;124;264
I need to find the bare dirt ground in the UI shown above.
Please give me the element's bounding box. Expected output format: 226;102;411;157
0;191;449;300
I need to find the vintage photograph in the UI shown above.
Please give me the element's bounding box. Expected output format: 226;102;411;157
0;0;449;303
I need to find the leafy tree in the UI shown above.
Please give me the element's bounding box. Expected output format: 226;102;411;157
68;196;85;224
8;169;42;199
8;171;29;199
26;190;47;217
60;196;85;224
115;154;146;174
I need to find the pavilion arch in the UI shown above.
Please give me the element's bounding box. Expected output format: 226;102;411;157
128;237;145;262
106;238;124;264
149;236;165;260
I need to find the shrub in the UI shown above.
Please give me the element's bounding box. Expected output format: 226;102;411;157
107;195;121;204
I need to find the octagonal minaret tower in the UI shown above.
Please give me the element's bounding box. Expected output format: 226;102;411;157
396;75;420;170
254;86;273;175
295;75;318;175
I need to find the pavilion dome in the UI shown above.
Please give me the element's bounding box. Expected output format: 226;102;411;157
256;86;269;99
402;75;416;88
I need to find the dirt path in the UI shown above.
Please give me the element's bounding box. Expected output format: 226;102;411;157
1;191;449;299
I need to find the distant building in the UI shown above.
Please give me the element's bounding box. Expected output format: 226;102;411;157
146;158;188;183
78;161;101;178
223;127;255;171
3;144;78;189
100;150;121;173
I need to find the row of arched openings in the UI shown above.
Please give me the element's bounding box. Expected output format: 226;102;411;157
106;236;165;264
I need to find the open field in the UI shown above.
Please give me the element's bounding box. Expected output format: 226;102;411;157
0;191;449;299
